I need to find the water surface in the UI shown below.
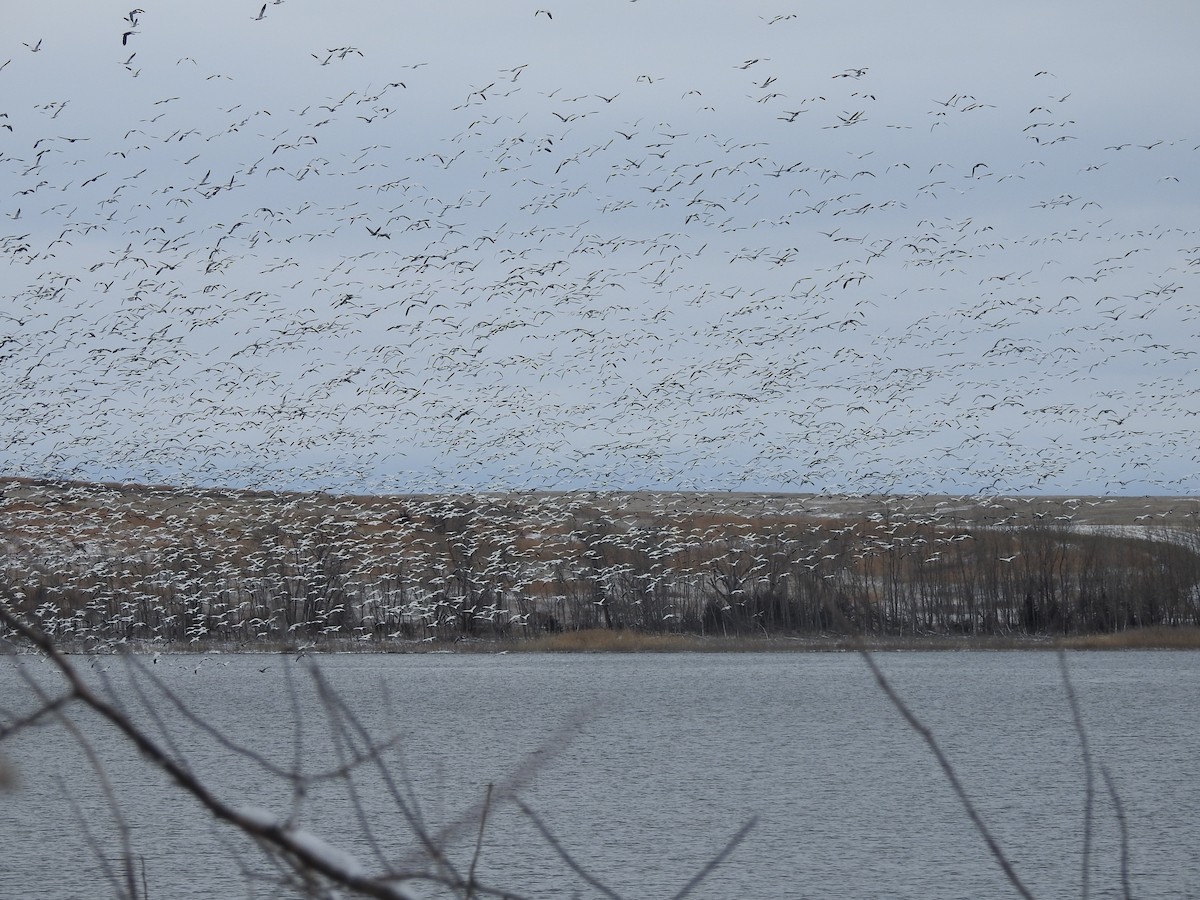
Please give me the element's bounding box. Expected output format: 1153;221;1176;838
1;650;1196;899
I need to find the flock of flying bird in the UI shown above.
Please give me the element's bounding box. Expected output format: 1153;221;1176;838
2;4;1198;499
8;474;1193;648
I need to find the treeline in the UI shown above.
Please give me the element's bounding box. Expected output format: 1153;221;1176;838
2;491;1199;646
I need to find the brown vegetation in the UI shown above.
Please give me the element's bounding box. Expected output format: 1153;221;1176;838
1056;624;1200;650
499;626;1200;653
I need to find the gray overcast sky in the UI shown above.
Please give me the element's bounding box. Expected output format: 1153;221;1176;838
3;1;1199;495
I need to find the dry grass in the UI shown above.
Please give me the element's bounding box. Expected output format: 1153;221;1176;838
498;628;1200;653
500;629;849;653
515;629;720;652
502;630;1060;653
41;628;1200;656
1055;625;1200;650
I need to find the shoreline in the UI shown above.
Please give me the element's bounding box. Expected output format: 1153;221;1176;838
30;625;1200;656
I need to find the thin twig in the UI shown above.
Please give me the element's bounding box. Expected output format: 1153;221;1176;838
379;674;430;838
315;666;394;873
58;773;126;900
120;655;195;779
0;602;423;900
512;798;626;900
466;783;494;900
51;708;139;900
284;652;307;827
309;665;461;886
670;815;758;900
393;697;598;878
856;647;1037;900
1100;764;1133;900
0;688;72;739
1058;650;1095;900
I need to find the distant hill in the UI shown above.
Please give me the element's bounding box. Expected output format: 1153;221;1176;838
3;476;1197;648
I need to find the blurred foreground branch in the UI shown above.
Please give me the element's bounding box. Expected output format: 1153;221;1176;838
0;593;753;899
853;635;1133;900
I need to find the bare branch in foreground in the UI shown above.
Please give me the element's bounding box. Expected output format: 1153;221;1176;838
512;797;628;900
0;601;421;899
1059;649;1096;900
466;783;494;900
3;597;756;900
854;645;1037;900
0;687;72;739
1100;764;1133;900
669;815;758;900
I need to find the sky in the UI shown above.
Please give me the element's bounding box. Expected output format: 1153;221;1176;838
3;1;1199;496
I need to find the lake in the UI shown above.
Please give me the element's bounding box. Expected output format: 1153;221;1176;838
1;650;1197;899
